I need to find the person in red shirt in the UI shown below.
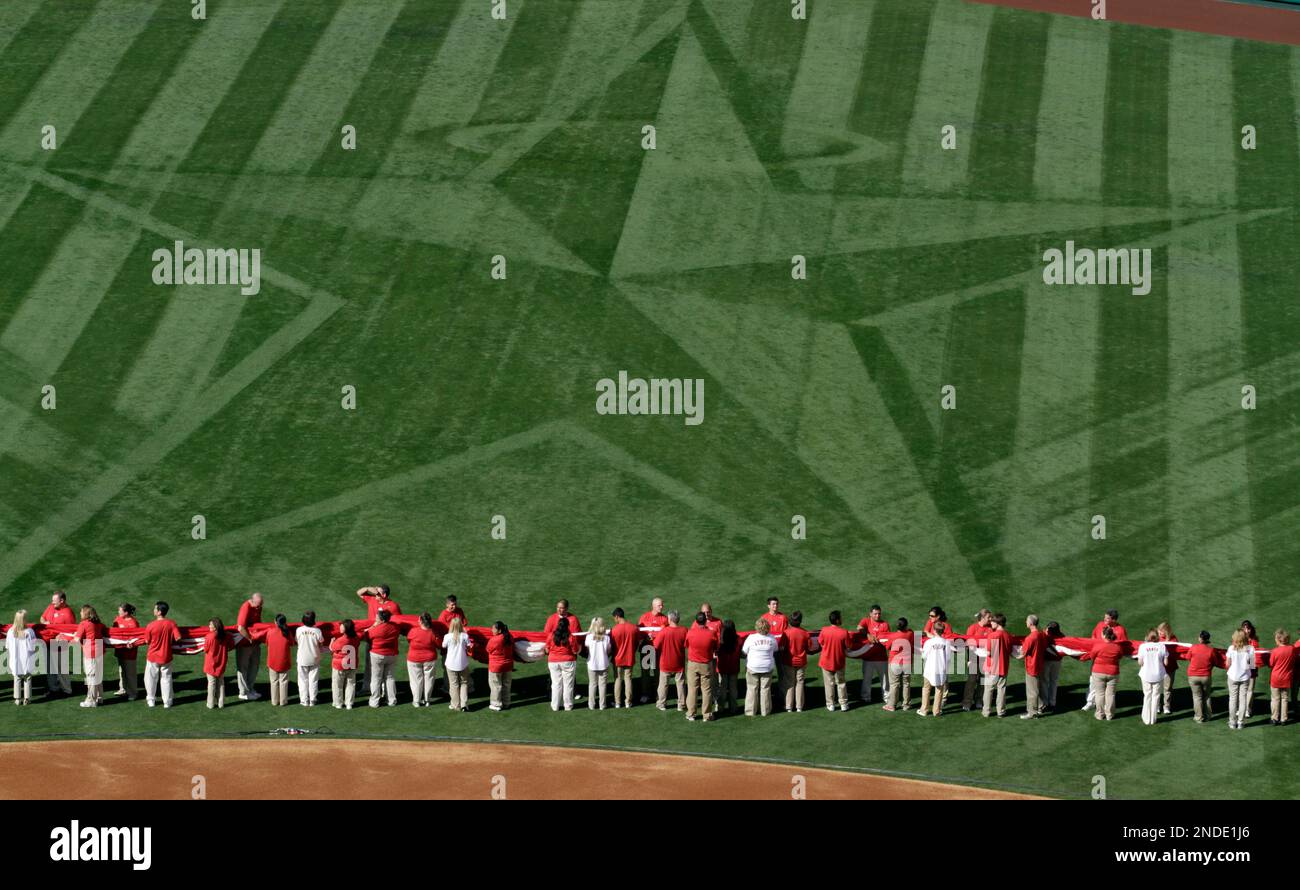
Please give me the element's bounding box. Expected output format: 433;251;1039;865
922;606;946;635
329;618;361;709
684;612;719;721
546;618;581;711
1156;622;1178;715
486;621;515;711
981;613;1013;718
235;592;263;702
779;611;811;713
699;602;724;712
356;585;399;697
1181;630;1222;722
819;611;852;712
715;620;741;715
543;599;583;635
1080;626;1124;721
960;609;992;711
251;614;295;706
1268;629;1297;725
1017;614;1049;719
361;610;400;707
40;590;76;696
609;608;641;708
143;601;182;709
112;603;140;701
883;617;913;712
404;612;441;708
857;604;889;704
759;596;788;637
203;617;236;709
637;598;669;703
1083;610;1127;711
70;605;106;708
652;611;688;711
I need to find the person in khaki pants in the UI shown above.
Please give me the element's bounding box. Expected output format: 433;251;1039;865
883;617;912;712
485;622;514;710
651;612;688;711
1182;631;1221;722
1016;615;1051;719
961;610;992;711
608;609;640;708
980;614;1013;718
329;620;360;709
201;618;235;709
1081;626;1124;721
918;622;954;718
442;618;473;712
779;611;810;713
742;619;778;716
716;621;741;715
684;612;719;721
817;612;851;712
1268;629;1297;725
584;618;612;710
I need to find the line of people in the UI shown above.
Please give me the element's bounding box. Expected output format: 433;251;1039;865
5;589;1295;728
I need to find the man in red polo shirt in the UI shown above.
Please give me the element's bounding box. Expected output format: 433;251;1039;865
235;591;264;701
759;596;788;636
818;611;851;712
857;604;889;704
356;585;399;696
961;609;992;711
779;611;811;712
1083;609;1127;710
981;613;1013;718
144;601;182;708
636;598;669;703
40;590;76;695
363;610;401;707
609;608;641;708
700;602;723;707
1017;614;1050;718
684;613;719;721
652;611;688;711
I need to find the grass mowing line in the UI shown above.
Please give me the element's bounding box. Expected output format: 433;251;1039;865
0;728;1071;799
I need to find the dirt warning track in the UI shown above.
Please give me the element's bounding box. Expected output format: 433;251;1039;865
0;739;1042;800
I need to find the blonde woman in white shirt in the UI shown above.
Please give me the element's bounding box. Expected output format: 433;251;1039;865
1134;629;1167;726
442;618;472;712
742;619;778;716
6;610;37;705
295;611;323;707
1225;629;1255;730
585;617;612;710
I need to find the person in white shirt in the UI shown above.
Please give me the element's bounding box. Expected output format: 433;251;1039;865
295;611;323;707
6;610;38;706
742;619;778;717
442;618;473;712
919;623;955;718
1225;629;1255;730
1134;629;1168;726
584;617;612;710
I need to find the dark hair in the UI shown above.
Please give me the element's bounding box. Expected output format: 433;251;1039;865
719;620;738;655
209;617;224;635
1241;620;1256;638
553;620;571;647
275;614;291;640
1102;626;1116;642
1199;630;1211;644
340;618;356;637
869;604;881;613
119;602;136;616
828;610;842;626
557;598;570;610
420;611;434;629
929;605;943;616
1046;621;1062;638
695;611;707;626
445;595;458;605
992;613;1006;627
376;609;390;623
1106;609;1119;620
612;607;625;619
932;621;947;635
896;617;908;631
790;610;803;628
767;596;779;605
53;590;67;601
302;610;316;627
154;601;170;617
493;621;512;646
378;584;390;596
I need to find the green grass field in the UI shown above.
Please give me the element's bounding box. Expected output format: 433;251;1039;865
0;0;1297;799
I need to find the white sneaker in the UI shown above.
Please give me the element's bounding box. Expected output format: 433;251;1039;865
238;694;249;701
1082;702;1094;711
79;701;96;708
840;704;849;712
147;700;156;708
826;706;835;712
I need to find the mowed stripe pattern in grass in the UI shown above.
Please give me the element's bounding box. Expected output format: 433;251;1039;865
0;0;1296;800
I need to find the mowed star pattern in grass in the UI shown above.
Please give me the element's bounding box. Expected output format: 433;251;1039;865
0;0;1296;799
